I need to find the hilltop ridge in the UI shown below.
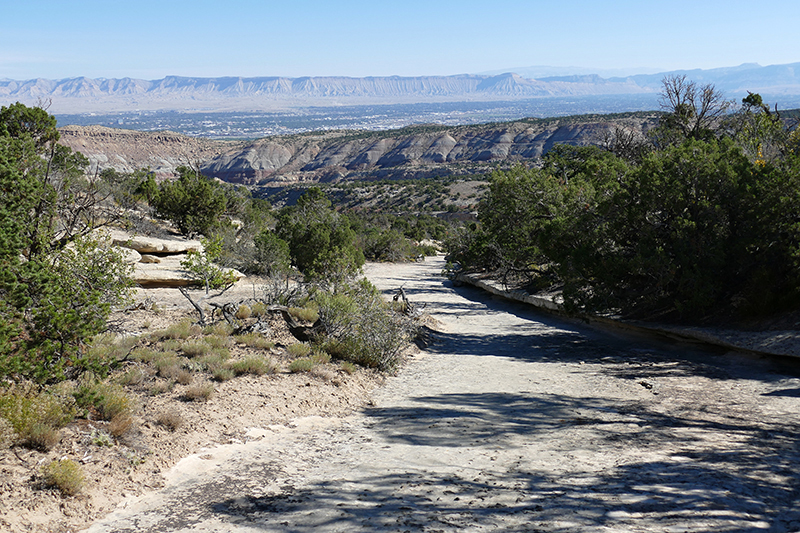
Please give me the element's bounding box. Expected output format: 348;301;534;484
58;113;660;184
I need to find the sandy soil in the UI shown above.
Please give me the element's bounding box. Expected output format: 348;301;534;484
77;257;800;532
0;280;385;533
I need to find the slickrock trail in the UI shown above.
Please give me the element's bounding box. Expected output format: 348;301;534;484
85;257;800;532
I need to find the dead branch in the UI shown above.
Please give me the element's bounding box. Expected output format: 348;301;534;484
178;283;235;325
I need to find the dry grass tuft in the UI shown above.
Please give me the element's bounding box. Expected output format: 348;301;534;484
311;367;337;381
118;366;147;386
26;423;61;451
288;306;319;323
203;322;234;336
235;304;252;319
250;301;267;317
149;380;174;396
157;320;201;340
204;334;233;350
340;361;358;375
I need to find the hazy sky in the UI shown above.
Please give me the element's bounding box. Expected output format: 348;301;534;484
2;0;798;80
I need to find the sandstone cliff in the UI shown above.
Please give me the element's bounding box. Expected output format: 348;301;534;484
58;113;660;185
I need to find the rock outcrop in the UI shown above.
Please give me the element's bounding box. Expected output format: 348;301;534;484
108;230;243;288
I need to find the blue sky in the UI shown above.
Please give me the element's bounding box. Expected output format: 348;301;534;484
1;0;798;80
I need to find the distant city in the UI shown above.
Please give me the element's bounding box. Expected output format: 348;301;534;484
54;94;661;138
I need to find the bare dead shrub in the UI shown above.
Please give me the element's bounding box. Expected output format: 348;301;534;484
184;382;214;402
155;410;184;431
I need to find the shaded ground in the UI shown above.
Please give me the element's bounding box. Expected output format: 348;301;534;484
82;256;800;532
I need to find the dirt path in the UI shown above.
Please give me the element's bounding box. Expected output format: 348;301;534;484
84;257;800;532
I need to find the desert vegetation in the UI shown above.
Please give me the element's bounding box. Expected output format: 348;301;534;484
0;101;423;525
445;76;800;322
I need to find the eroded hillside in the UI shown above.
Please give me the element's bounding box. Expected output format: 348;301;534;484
58;113;660;184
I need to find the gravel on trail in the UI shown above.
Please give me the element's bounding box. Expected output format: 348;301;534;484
84;256;800;533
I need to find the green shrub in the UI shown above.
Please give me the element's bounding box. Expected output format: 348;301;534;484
234;333;274;350
181;235;238;290
152;166;227;236
181;340;212;358
286;343;312;358
276;187;365;283
251;229;292;277
204;334;233;350
0;386;76;449
74;380;135;421
314;279;411;372
235;304;252;319
288;358;316;373
203;322;234;337
157;320;201;341
42;459;85;496
453;133;800;320
228;356;276;376
0;106;133;383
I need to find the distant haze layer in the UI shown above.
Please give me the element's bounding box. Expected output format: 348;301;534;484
3;63;800;115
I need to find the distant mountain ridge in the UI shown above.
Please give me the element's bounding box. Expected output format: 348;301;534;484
0;73;647;113
3;63;799;114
